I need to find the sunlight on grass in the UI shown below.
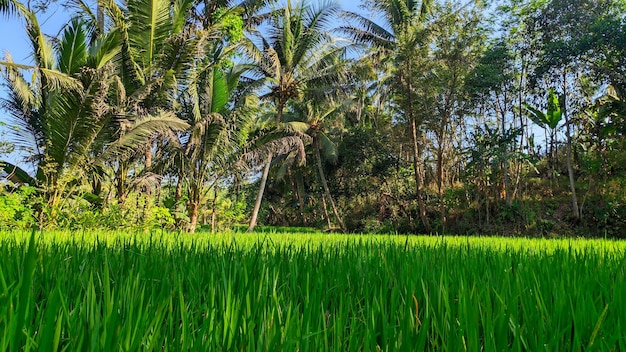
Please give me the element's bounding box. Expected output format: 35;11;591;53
0;229;625;350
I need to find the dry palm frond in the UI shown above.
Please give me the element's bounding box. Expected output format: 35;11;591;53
127;172;164;193
242;134;307;168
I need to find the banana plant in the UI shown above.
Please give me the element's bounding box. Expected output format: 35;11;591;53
523;87;563;130
523;87;563;175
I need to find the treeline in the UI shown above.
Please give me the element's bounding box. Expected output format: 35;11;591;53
1;0;625;236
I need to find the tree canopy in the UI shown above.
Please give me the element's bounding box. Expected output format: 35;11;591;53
2;0;626;236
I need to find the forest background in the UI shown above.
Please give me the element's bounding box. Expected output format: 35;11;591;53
1;0;625;237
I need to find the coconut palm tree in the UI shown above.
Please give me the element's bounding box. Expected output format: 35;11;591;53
241;0;349;231
170;63;250;232
0;14;188;220
284;100;350;231
99;0;198;203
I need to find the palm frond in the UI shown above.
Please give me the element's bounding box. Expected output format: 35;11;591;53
242;134;307;167
172;0;194;33
1;54;43;150
24;10;55;71
126;172;163;192
126;0;173;74
89;28;122;70
103;110;190;160
187;112;226;160
0;0;26;18
57;18;89;75
318;132;337;164
337;11;395;50
0;61;83;91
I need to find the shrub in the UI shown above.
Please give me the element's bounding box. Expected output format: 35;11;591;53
0;184;38;228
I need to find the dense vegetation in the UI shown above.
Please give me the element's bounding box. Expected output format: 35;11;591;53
1;229;625;350
2;0;626;236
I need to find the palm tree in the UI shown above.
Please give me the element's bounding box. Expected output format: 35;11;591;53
0;14;188;220
241;0;348;231
285;100;349;231
140;0;272;232
340;0;433;233
101;0;197;203
172;63;249;232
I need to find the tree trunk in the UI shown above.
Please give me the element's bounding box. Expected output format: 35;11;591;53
145;145;152;169
186;182;201;233
289;168;306;225
248;153;273;232
320;192;332;229
514;48;528;201
314;137;346;232
563;71;579;220
410;121;431;233
175;175;183;203
296;173;307;224
496;95;511;206
211;187;218;233
188;201;199;233
406;64;432;233
97;3;104;33
172;174;184;225
115;162;127;205
436;140;446;231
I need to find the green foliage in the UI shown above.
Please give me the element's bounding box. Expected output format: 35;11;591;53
0;122;14;156
0;184;39;228
51;200;176;231
212;7;244;43
524;88;563;130
1;231;626;349
4;0;626;237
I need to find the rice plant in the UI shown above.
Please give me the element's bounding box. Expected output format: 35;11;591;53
0;229;625;350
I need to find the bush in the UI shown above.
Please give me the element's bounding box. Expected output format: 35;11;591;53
0;184;39;228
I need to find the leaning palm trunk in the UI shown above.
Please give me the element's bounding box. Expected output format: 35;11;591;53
248;153;273;232
314;137;346;232
320;192;332;229
565;119;579;219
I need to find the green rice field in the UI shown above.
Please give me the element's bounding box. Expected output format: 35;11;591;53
1;230;626;350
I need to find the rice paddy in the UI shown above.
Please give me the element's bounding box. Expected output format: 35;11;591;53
1;229;625;350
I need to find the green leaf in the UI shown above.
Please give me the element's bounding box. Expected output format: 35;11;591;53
11;229;38;351
58;18;89;75
1;162;37;185
545;88;562;129
523;102;548;128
